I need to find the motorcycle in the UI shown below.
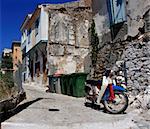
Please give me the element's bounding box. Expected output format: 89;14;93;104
85;79;128;114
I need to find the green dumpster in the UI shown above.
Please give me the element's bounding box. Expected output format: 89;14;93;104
48;75;56;93
54;76;62;94
67;74;73;96
48;75;62;94
60;73;88;97
60;75;65;94
60;74;73;96
64;75;71;96
72;73;88;97
60;75;69;95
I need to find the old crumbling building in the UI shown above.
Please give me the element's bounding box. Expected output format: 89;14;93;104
21;5;49;84
92;0;150;94
20;0;150;97
46;1;92;76
11;41;22;72
20;0;92;86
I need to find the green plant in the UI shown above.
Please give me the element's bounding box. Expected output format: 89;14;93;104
90;20;99;65
1;56;13;69
1;72;14;88
0;71;16;100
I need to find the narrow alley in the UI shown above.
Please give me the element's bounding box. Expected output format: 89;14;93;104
1;84;150;129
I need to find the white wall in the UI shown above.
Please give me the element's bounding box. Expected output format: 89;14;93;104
21;30;27;50
36;7;48;44
40;7;49;41
92;0;110;38
24;6;48;53
21;5;49;83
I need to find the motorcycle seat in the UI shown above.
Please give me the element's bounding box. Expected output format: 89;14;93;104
86;80;102;86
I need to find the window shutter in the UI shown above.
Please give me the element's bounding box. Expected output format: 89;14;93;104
107;0;127;26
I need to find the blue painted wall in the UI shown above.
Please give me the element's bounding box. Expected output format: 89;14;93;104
47;0;78;4
107;0;127;26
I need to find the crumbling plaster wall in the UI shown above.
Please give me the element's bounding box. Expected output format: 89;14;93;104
91;0;128;79
92;0;111;44
127;0;150;37
91;0;150;91
93;0;150;38
46;3;92;75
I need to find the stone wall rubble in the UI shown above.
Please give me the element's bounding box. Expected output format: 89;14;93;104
123;41;150;91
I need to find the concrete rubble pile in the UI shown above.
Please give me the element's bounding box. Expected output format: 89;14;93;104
129;86;150;110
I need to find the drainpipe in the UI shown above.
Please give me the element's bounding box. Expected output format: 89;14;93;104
124;61;127;86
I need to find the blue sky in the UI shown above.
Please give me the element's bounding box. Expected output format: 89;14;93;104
0;0;78;53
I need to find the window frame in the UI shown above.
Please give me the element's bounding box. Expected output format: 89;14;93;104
35;17;40;36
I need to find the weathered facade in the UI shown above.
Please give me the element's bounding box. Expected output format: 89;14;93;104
21;5;48;84
20;0;150;92
46;1;92;75
11;41;22;72
20;0;92;86
92;0;150;93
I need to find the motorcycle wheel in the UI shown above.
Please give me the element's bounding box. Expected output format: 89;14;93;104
103;91;128;114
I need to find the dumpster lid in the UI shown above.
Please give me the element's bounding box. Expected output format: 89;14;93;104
71;73;88;76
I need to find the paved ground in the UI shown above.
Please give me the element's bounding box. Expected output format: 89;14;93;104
1;84;150;129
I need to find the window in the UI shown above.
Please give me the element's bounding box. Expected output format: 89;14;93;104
107;0;126;26
35;18;39;36
15;48;17;52
28;28;31;44
22;30;26;39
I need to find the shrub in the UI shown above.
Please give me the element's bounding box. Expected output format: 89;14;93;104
0;71;17;101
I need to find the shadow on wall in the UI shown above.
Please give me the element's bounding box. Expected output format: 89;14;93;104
92;0;128;42
0;98;43;122
84;53;92;74
110;22;127;41
92;0;108;16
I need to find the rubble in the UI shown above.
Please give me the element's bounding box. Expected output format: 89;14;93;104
129;86;150;110
0;92;26;116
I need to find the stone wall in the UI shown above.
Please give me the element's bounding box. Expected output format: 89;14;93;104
127;0;150;37
123;40;150;94
92;0;150;85
92;0;150;39
46;3;92;75
92;36;150;93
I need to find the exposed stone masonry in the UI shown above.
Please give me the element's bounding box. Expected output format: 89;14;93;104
123;40;150;93
46;2;92;75
92;0;150;93
92;38;150;91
